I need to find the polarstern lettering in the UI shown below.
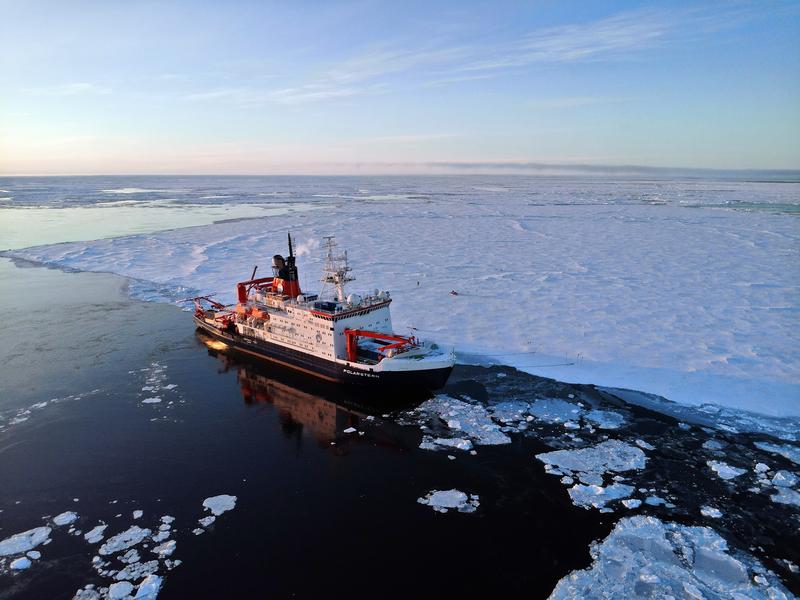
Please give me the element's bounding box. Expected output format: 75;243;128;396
343;369;380;378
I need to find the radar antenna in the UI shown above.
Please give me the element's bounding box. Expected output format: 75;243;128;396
320;236;354;302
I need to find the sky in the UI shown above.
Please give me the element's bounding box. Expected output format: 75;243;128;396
1;0;799;175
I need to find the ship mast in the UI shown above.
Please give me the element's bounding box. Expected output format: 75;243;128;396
320;236;354;302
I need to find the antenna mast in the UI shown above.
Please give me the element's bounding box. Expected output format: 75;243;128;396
320;236;354;302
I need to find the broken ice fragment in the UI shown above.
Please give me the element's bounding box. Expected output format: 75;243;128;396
417;489;480;514
53;511;78;526
707;460;746;480
202;494;237;516
0;527;52;556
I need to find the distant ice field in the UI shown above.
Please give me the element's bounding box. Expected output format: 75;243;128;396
2;175;798;417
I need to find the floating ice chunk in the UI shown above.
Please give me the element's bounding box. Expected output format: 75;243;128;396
417;395;510;446
108;581;134;600
99;526;151;556
115;560;158;581
549;516;791;599
490;400;529;424
198;516;215;527
0;526;51;556
417;489;480;514
622;498;641;509
160;516;175;524
120;549;140;564
142;397;161;404
151;530;170;543
635;439;655;451
707;460;746;480
419;436;473;451
771;470;798;488
73;585;102;600
584;410;625;429
152;540;176;557
537;440;647;475
132;510;143;520
644;496;667;506
754;442;800;465
568;483;634;510
162;384;177;390
528;398;582;424
26;550;41;559
702;439;726;451
754;462;770;473
202;494;237;516
53;511;78;526
10;556;31;570
771;487;800;507
134;574;163;599
191;528;204;535
343;427;356;434
700;506;723;518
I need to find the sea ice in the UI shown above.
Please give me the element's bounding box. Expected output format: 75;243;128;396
584;410;625;429
108;582;134;600
536;440;647;475
528;398;582;424
419;436;473;451
134;575;163;599
700;506;723;518
415;395;510;446
548;516;792;599
132;510;143;519
26;550;40;559
53;511;78;526
342;427;356;434
772;470;798;487
152;540;176;557
568;483;634;510
771;488;800;507
755;442;800;466
707;460;747;480
202;494;237;516
490;400;529;424
142;397;161;404
10;556;31;570
99;526;151;556
417;489;480;514
198;516;215;527
0;526;51;556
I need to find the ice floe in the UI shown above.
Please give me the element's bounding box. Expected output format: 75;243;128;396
707;460;747;480
108;581;134;599
527;398;583;424
413;395;510;448
202;494;237;516
0;526;51;556
134;574;163;599
584;409;625;429
770;487;800;507
417;489;480;514
99;525;151;556
755;441;800;466
53;511;79;526
10;556;31;570
537;440;646;510
548;516;792;599
700;506;723;518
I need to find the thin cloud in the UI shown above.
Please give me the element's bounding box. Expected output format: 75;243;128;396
23;82;112;96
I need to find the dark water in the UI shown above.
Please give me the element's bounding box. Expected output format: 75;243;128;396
0;259;609;599
1;258;798;599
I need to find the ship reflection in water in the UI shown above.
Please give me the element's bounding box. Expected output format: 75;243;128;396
197;330;427;448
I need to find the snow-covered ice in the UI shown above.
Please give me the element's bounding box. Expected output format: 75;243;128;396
202;494;237;516
0;526;51;556
84;525;108;544
417;489;480;514
132;510;143;519
568;483;635;510
527;398;583;424
548;516;792;599
537;440;647;476
152;540;176;558
7;182;798;422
